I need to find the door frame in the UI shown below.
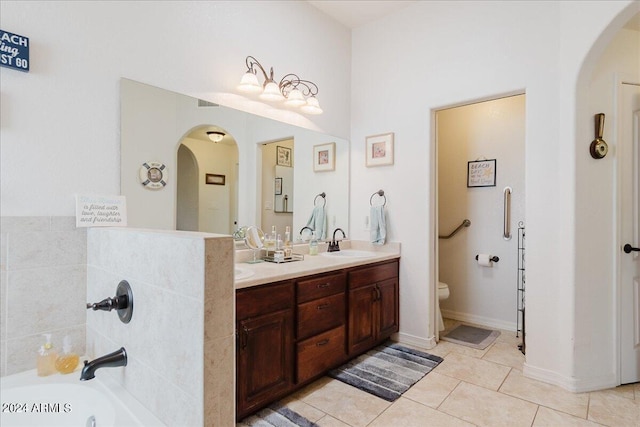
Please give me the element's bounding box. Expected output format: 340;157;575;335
615;73;640;384
431;90;526;342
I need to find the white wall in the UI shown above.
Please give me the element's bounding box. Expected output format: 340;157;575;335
0;1;351;217
350;0;638;391
438;95;526;330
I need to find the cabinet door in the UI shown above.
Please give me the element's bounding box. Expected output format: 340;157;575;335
236;309;294;419
348;284;377;355
377;278;399;340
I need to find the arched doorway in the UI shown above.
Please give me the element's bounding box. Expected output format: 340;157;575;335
574;4;640;386
176;126;239;234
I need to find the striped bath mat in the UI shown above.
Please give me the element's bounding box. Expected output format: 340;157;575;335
328;342;443;402
237;404;318;427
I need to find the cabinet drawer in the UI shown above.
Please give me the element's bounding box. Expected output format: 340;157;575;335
297;325;346;383
297;293;345;340
237;281;294;320
348;260;398;289
297;272;346;303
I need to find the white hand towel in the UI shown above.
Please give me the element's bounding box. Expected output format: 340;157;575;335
370;205;386;245
306;205;326;240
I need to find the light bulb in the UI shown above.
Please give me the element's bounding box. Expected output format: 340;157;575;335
284;88;306;107
207;131;225;143
237;72;262;93
300;96;323;115
260;81;285;101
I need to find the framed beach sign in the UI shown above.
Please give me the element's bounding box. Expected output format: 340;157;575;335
467;159;496;187
365;132;394;167
276;146;292;167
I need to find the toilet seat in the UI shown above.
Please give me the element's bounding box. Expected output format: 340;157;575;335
438;282;450;300
437;282;450;331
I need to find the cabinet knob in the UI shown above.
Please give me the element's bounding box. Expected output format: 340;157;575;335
316;303;330;310
316;339;329;347
317;283;331;289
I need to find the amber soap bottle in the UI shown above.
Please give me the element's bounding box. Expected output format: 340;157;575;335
55;335;79;374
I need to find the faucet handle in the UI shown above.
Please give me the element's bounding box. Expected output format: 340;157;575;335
86;280;134;324
86;295;128;311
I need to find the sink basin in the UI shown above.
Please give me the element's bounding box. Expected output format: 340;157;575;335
320;249;377;258
234;267;255;280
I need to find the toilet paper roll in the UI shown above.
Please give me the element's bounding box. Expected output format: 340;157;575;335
477;254;493;267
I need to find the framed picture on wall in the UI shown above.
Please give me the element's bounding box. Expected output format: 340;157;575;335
467;159;496;187
313;142;335;172
276;146;292;167
365;132;394;167
205;173;225;185
274;177;283;195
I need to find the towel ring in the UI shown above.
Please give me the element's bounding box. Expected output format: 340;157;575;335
370;190;386;207
314;192;326;207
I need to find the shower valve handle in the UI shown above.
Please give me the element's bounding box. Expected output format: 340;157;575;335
86;295;129;312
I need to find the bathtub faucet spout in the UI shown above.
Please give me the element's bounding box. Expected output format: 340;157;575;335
80;347;127;381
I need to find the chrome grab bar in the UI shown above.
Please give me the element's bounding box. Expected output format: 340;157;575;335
439;219;471;239
503;187;512;240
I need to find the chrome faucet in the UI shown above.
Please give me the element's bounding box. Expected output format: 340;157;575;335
328;228;346;252
80;347;127;381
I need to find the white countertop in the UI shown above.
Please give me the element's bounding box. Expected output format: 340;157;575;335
234;240;401;289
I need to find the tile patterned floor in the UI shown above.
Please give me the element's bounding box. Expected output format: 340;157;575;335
239;320;640;426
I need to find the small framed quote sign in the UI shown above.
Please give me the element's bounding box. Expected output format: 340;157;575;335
467;159;496;187
76;195;127;227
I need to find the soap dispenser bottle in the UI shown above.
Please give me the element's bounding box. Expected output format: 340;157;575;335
284;226;292;258
55;335;79;374
309;231;319;255
37;334;58;377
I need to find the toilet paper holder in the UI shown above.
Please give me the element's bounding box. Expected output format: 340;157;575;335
475;255;499;262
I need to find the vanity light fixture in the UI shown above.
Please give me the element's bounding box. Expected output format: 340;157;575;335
237;56;323;115
206;131;225;143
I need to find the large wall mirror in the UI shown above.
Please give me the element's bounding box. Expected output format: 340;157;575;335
120;78;350;239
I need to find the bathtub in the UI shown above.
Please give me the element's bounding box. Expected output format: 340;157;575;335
1;369;165;427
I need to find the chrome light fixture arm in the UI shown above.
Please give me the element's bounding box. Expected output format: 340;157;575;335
245;55;275;86
279;74;319;98
240;56;322;113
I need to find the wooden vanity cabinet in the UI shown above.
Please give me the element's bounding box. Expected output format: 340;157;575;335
347;260;399;356
236;280;294;420
235;258;399;420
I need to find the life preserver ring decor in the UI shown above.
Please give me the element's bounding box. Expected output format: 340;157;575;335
139;162;168;189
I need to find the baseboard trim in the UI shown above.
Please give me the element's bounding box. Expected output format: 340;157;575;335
523;363;618;392
441;309;517;332
394;332;437;350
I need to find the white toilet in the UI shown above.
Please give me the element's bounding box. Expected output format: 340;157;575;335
437;282;450;331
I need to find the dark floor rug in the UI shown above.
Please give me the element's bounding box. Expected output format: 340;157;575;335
327;342;443;402
440;324;500;350
237;404;319;427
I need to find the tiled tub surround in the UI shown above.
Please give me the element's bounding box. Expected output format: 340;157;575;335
0;216;87;377
87;228;235;426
